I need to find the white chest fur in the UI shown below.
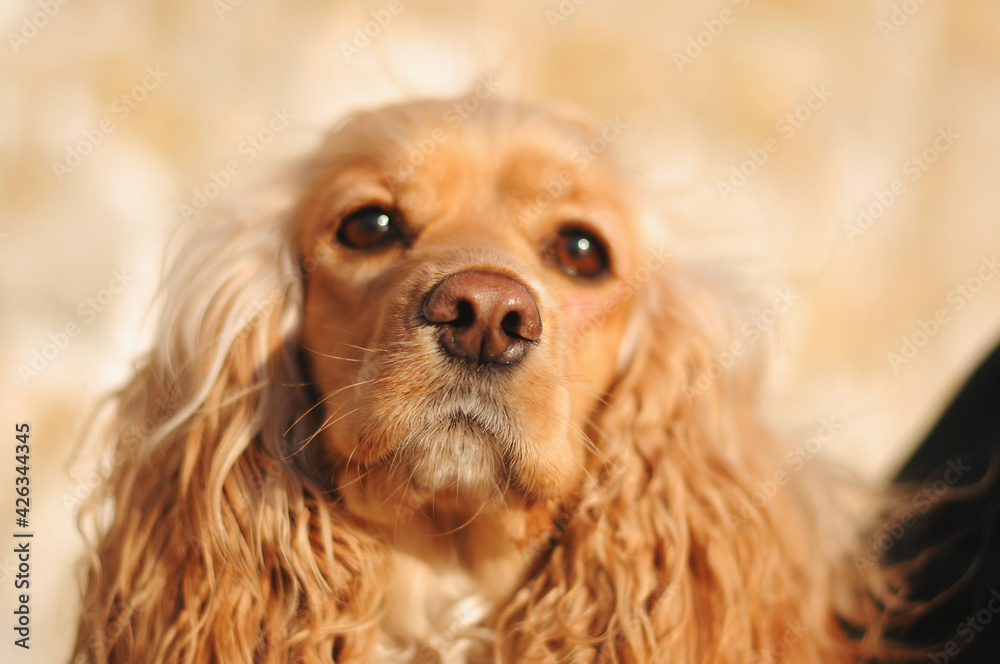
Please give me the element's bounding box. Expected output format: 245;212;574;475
376;551;496;663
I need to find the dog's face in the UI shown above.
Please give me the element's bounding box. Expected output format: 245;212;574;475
297;101;641;524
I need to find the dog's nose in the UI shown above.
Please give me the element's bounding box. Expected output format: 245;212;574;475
422;270;542;366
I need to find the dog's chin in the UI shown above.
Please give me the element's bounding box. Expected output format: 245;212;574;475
399;413;508;498
329;402;574;525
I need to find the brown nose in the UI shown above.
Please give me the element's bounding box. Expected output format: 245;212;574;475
422;270;542;366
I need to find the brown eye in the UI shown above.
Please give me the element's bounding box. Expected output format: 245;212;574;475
336;206;400;250
552;227;610;278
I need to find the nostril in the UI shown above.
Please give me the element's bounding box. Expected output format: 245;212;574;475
453;299;476;328
500;311;523;339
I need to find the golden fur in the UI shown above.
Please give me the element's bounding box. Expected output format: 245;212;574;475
72;99;904;663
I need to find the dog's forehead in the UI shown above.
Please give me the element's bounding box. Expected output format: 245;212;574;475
322;99;620;191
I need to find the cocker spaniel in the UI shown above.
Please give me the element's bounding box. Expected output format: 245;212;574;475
72;99;905;663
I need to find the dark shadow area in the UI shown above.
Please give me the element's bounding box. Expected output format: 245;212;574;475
890;339;1000;663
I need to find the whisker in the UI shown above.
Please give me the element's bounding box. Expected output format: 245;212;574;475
385;435;410;481
373;462;415;512
561;379;612;410
300;345;365;362
287;406;360;458
392;470;421;545
432;500;489;537
283;376;378;436
490;474;511;519
338;342;383;354
332;462;378;493
564;419;608;484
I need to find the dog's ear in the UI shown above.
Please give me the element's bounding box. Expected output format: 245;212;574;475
495;255;881;662
73;210;390;663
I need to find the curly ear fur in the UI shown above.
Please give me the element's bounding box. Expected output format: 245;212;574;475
72;209;391;663
494;261;893;663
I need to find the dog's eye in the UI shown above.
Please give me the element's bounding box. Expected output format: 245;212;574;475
336;207;400;250
552;228;610;278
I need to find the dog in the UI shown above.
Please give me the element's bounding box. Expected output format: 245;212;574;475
71;99;904;663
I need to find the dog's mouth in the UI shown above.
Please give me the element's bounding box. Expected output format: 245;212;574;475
348;383;522;492
396;409;512;495
322;351;575;519
326;397;529;524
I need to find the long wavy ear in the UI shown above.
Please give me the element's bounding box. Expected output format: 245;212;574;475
72;206;390;664
495;251;888;663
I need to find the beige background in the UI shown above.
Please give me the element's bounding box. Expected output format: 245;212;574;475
2;1;999;662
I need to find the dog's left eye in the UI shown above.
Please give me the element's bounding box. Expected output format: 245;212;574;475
336;206;400;250
552;227;610;278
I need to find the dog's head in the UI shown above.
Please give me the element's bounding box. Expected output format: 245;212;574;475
296;100;646;522
74;98;895;664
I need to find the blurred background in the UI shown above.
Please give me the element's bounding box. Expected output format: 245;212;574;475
2;0;999;661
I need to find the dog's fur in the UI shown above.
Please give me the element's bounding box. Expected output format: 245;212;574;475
72;99;902;663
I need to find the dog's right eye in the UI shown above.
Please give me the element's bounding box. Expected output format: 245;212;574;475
336;207;400;250
551;227;610;279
